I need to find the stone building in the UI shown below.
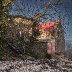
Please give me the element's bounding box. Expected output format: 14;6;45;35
7;15;65;58
37;21;65;57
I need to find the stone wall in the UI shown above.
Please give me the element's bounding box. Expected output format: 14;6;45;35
55;24;65;54
25;41;48;59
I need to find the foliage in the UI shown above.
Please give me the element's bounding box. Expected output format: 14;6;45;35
0;0;14;60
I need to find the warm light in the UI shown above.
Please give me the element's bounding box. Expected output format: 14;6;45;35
39;22;57;30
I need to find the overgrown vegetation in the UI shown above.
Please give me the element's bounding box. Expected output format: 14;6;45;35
0;0;14;60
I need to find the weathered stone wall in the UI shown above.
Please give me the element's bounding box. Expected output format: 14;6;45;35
55;24;65;54
25;41;48;59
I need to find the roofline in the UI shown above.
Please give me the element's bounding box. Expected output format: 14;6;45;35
8;15;35;21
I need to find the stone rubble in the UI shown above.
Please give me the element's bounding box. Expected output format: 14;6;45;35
0;58;72;72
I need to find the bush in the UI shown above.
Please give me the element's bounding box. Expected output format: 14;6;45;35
0;0;18;60
0;45;4;60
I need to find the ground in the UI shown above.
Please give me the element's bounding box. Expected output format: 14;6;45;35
0;56;72;72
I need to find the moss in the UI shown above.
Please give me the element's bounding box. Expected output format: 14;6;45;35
56;52;65;60
0;45;4;60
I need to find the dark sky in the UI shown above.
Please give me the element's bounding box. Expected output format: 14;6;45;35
9;0;72;40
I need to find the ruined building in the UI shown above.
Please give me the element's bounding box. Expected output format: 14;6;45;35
7;15;65;58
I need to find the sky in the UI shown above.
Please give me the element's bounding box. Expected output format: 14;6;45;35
9;0;72;41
